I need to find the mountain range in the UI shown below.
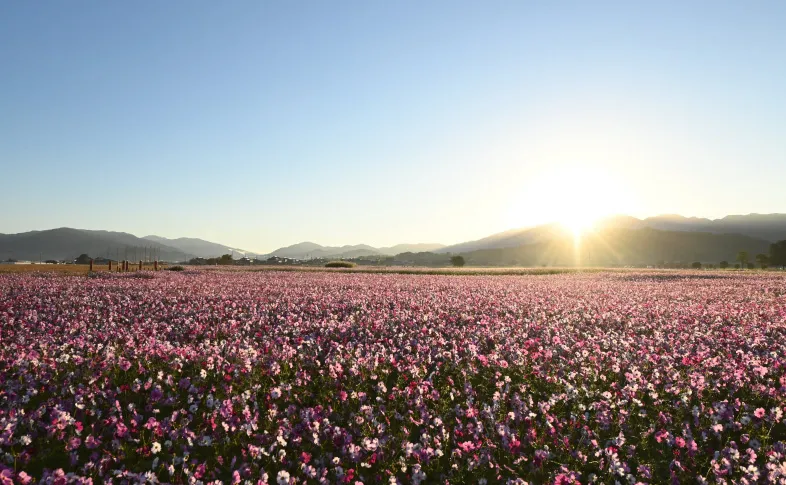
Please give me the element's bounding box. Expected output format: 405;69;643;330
436;213;786;253
266;242;446;260
142;235;247;259
1;213;785;264
0;228;191;262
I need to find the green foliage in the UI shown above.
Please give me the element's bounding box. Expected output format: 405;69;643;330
719;261;729;269
75;254;91;264
736;251;749;268
325;261;356;268
691;261;701;269
770;240;786;268
734;263;740;269
755;253;769;269
166;265;185;271
450;255;466;267
393;252;452;267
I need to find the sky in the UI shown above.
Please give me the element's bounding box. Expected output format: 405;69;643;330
2;1;785;253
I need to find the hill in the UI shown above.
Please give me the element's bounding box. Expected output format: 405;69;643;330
459;228;772;267
143;235;246;259
0;228;190;262
402;227;773;267
642;213;786;241
265;242;445;260
439;213;786;254
378;243;446;254
436;224;563;253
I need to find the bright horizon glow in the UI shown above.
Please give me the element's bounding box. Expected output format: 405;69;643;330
507;165;634;239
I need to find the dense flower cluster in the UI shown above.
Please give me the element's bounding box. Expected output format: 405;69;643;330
1;270;785;484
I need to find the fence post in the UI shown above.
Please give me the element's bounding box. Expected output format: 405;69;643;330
89;259;93;272
139;260;142;270
154;260;158;271
109;260;112;271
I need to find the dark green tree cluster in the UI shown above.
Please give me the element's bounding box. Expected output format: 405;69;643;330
771;240;786;269
188;254;235;265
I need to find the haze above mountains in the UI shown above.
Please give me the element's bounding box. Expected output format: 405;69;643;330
1;213;785;263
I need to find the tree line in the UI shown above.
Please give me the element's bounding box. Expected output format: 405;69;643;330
691;241;786;270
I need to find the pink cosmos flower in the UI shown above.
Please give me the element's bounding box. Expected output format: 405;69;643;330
85;435;101;449
66;436;81;451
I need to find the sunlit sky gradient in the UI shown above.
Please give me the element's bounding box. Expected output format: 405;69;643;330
2;2;785;253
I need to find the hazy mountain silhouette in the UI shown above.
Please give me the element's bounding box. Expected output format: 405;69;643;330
378;243;446;254
642;213;786;241
266;242;445;259
143;235;247;259
456;227;772;267
436;224;564;254
0;228;190;262
2;213;782;264
439;213;786;254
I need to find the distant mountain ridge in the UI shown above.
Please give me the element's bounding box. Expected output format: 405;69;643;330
640;213;786;242
143;235;247;259
0;227;446;262
0;228;191;262
2;213;783;264
437;213;786;254
266;242;446;260
455;227;774;267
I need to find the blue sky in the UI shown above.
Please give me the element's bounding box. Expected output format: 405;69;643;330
2;1;785;252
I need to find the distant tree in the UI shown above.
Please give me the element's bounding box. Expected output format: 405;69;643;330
755;253;769;269
734;263;740;269
45;259;58;264
736;251;749;269
450;255;466;267
747;262;754;269
719;261;729;269
75;254;91;264
691;261;702;269
771;240;786;269
325;261;356;268
218;254;234;265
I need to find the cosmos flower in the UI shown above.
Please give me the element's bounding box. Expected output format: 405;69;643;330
0;270;784;483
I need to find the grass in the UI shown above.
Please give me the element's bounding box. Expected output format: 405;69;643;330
0;263;168;275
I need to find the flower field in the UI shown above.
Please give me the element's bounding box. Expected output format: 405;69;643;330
1;270;785;484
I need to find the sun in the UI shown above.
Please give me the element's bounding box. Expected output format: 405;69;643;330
507;165;630;235
561;211;597;238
